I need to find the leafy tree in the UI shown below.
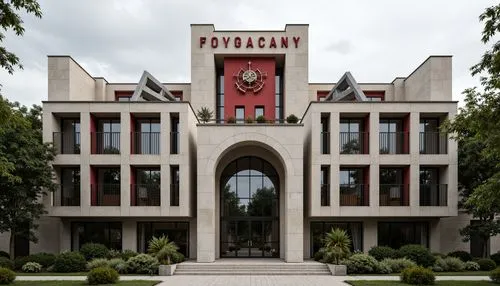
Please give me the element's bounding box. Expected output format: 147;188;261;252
0;96;56;259
0;0;42;74
443;3;500;258
196;107;213;123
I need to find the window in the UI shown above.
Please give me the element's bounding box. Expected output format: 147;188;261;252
419;118;446;154
72;222;122;250
170;165;179;206
364;91;385;101
235;107;245;124
321;166;330;206
255;106;264;118
171;91;183;101
59;119;80;154
92;168;120;206
340;118;365;154
340;168;367;206
379;119;405;154
380;168;407;206
170;114;179;154
216;70;224;123
134;168;161;206
95;119;120;154
134;119;160;154
59;168;80;206
137;222;189;257
317;91;329;101
420;167;446;206
115;91;133;101
321;114;330;154
310;222;363;256
275;69;283;121
378;222;429;249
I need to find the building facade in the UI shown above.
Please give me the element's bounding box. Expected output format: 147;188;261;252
3;24;494;261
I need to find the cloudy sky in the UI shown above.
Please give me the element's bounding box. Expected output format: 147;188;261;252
0;0;496;106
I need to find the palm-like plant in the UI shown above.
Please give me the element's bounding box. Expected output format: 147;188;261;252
148;235;179;265
323;228;351;265
197;107;214;123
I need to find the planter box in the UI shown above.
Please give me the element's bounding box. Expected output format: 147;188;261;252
158;264;177;276
327;264;347;276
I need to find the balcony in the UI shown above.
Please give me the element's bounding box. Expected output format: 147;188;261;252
380;184;409;206
170;183;179;206
91;132;120;154
131;132;160;155
379;132;409;154
320;131;330;154
320;184;330;206
54;184;80;206
132;184;160;206
53;132;80;154
339;132;369;154
170;131;179;154
419;132;447;154
420;184;447;206
340;184;369;206
91;184;120;206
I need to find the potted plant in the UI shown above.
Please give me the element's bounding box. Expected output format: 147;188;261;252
197;107;214;123
227;116;236;124
323;228;351;275
286;114;299;124
148;235;181;276
245;116;254;123
256;115;267;123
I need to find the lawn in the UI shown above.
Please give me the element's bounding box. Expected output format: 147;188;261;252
361;271;491;276
12;281;161;286
347;281;494;286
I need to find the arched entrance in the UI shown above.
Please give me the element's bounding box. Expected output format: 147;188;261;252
219;156;279;258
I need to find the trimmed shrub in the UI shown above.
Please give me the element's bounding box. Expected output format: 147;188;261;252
87;266;119;285
53;251;86;273
313;249;325;261
0;258;13;270
443;257;465;272
343;253;380;274
107;249;121;259
127;254;159;275
464;261;480;271
286;114;299;124
381;258;416;273
368;246;398;261
398;244;436;267
376;260;392;274
171;252;185;264
18;253;56;269
0;252;9;259
400;266;435;285
490;267;500;284
256;115;267;123
0;267;15;285
107;258;128;274
477;258;496;271
447;250;473;262
433;252;446;259
80;243;109;261
121;250;138;261
432;257;447;272
490;252;500;266
87;258;109;271
21;262;42;273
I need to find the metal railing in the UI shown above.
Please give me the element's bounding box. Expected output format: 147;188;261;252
419;132;447;154
54;184;80;206
321;184;330;206
91;132;120;154
379;184;409;206
170;183;179;206
132;184;160;206
131;132;160;154
339;132;369;154
170;131;179;154
91;184;120;206
379;132;409;154
320;131;330;154
420;184;448;206
53;132;80;154
340;184;369;206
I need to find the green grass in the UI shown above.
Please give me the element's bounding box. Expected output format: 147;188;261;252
346;281;494;286
360;271;491;276
12;282;160;286
16;272;89;276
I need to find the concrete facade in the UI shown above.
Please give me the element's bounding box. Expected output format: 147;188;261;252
6;24;493;261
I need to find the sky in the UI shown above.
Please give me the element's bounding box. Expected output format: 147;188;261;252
0;0;496;107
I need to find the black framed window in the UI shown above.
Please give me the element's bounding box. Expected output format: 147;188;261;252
310;222;363;256
170;114;179;154
255;106;264;118
60;119;81;154
275;69;283;121
170;165;179;206
321;114;330;154
60;168;80;206
135;118;160;154
378;222;429;249
235;106;245;124
137;222;189;257
321;166;330;206
216;70;224;123
71;222;122;250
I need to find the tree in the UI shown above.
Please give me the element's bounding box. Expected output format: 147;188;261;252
0;0;42;74
0;96;56;259
322;228;351;265
443;3;500;258
196;107;213;123
148;235;179;265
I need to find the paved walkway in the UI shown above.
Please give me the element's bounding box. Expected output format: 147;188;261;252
16;275;492;286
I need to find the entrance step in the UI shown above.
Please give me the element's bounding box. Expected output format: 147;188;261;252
174;261;331;275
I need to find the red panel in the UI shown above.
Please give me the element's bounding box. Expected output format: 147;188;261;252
171;90;183;101
130;167;136;206
403;167;410;206
90;166;97;206
115;91;133;101
364;91;385;101
224;58;276;121
317;91;329;101
363;166;370;206
130;114;136;154
403;114;410;154
90;114;97;154
363;115;370;154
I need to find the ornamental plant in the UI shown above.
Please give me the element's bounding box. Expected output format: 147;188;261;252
398;244;435;267
490;267;500;284
400;266;435;285
368;246;398;261
126;254;159;275
322;228;351;265
226;116;236;124
53;251;86;273
197;107;214;123
286;114;299;123
80;243;109;261
245;116;254;123
87;266;119;285
21;262;42;273
256;115;267;123
0;267;15;285
148;235;179;265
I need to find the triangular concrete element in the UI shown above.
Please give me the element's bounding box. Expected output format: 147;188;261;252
326;72;367;102
130;71;175;101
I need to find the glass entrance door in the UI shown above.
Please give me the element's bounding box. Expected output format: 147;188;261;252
220;219;279;258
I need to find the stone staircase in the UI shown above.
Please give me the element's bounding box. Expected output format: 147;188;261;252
174;260;332;275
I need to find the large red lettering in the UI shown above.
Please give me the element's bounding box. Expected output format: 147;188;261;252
293;36;300;48
269;37;277;48
234;37;241;48
246;37;254;48
199;37;206;48
280;37;288;48
258;37;265;48
211;37;218;48
223;37;230;48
